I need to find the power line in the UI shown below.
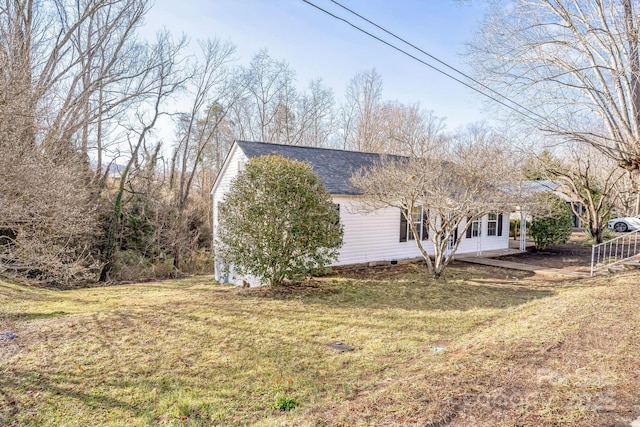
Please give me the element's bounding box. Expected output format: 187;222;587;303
327;0;548;124
299;0;548;129
301;0;632;156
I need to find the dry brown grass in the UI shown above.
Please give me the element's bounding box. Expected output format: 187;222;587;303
0;264;638;426
299;272;640;427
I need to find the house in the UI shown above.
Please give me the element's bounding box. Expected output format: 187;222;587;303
212;141;511;286
519;180;583;228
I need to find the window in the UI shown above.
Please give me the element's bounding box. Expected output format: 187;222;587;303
400;206;429;242
465;216;482;238
408;206;422;240
487;213;504;236
487;213;498;236
472;218;482;237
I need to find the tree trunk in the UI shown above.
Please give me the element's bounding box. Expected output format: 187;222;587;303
99;143;141;281
591;226;603;244
99;184;124;282
625;0;640;134
173;246;180;270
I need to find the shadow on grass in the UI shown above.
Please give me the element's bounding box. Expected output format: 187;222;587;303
235;264;554;312
0;368;142;422
0;307;216;424
0;282;46;300
4;311;69;321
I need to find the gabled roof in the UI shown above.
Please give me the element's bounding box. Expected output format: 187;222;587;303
521;180;559;193
235;140;401;195
521;179;576;202
502;179;560;196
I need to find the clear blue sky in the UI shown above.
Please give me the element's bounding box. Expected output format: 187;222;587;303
143;0;489;130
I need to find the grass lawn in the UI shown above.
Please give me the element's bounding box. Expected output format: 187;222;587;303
1;263;639;426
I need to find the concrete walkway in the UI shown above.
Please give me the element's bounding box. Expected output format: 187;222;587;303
456;249;589;278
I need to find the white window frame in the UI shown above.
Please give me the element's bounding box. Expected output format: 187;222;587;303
408;205;423;241
471;217;482;238
487;213;498;236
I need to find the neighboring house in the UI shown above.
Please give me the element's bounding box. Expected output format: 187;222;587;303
519;180;583;228
212;140;511;286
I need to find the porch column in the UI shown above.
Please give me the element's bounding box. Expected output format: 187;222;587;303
519;210;527;251
476;219;483;256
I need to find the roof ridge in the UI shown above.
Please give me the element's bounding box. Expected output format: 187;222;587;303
235;140;407;158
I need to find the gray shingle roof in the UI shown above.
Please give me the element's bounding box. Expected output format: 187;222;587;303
236;140;399;195
521;180;559;193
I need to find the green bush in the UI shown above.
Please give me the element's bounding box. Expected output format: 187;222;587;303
217;155;343;286
529;193;573;250
271;396;298;411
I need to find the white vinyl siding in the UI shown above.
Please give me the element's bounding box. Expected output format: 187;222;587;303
333;196;432;265
211;145;248;238
212;145;253;285
334;200;511;265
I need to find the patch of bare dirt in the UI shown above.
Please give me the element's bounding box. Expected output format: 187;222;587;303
234;280;340;299
498;234;593;273
332;260;534;282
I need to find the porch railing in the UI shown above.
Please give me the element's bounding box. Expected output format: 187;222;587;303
591;229;640;276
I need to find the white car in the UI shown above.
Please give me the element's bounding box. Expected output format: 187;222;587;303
608;215;640;232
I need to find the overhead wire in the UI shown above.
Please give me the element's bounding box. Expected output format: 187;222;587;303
300;0;633;156
299;0;549;129
327;0;548;124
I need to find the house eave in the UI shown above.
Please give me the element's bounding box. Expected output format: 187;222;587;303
211;142;240;196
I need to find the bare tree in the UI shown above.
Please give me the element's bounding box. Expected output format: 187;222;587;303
0;0;37;149
340;69;387;152
100;31;187;281
351;125;515;278
471;0;640;211
167;38;237;269
0;0;154;160
337;71;447;155
229;50;336;147
0;0;103;284
536;144;626;243
67;0;153;178
615;170;639;216
297;79;336;147
0;0;187;284
384;102;448;157
234;50;297;143
0;143;102;285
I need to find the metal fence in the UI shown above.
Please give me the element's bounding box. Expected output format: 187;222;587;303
591;230;640;276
